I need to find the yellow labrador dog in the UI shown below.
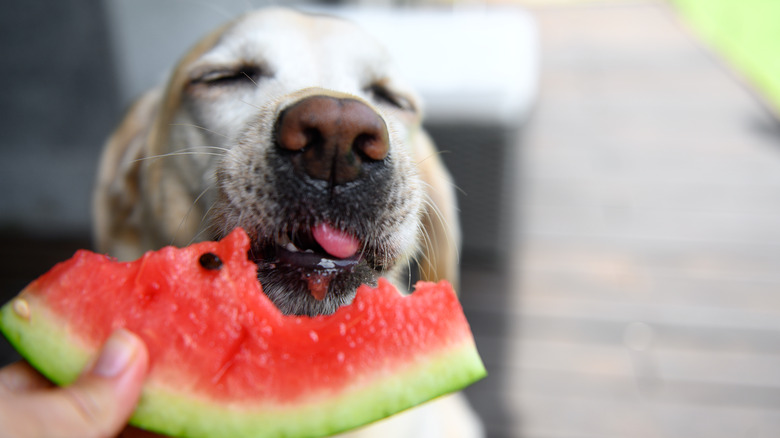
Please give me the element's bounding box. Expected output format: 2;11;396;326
94;8;481;437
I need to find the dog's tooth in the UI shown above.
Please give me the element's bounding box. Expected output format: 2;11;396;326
285;242;300;253
277;234;300;252
277;234;291;245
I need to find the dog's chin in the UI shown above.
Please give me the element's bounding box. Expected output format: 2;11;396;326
250;242;382;317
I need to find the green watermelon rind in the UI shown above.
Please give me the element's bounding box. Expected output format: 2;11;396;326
0;294;92;387
0;292;486;438
136;343;484;438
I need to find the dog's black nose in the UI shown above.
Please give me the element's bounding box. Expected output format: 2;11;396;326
275;95;389;185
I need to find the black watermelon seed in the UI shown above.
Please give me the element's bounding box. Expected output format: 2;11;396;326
199;252;223;270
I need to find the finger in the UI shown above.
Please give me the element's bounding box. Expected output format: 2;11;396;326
0;361;54;393
7;329;149;438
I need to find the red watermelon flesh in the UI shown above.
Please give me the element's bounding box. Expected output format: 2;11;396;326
0;228;486;438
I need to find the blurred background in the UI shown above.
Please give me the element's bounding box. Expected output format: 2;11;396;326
2;0;780;437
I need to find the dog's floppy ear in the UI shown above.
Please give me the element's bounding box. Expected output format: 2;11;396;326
93;24;228;260
92;89;162;260
413;130;462;290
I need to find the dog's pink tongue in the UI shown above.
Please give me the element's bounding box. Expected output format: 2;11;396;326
312;223;360;259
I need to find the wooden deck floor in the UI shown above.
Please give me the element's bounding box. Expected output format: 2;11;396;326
458;1;780;437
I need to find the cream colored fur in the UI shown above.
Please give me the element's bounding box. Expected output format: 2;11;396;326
94;8;480;437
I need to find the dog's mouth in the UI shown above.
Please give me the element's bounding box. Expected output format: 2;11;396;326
269;223;362;300
248;222;382;316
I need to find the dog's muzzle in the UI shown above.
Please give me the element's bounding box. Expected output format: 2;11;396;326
248;94;395;311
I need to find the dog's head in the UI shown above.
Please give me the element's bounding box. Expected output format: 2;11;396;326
94;8;459;316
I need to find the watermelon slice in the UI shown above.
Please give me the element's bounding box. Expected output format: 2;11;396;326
0;228;486;438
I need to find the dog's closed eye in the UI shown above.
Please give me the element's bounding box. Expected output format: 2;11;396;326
191;65;266;87
366;82;416;113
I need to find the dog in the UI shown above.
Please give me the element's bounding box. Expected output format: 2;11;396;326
94;8;481;437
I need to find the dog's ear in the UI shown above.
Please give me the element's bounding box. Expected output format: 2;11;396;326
92;89;161;260
413;130;461;290
94;25;229;260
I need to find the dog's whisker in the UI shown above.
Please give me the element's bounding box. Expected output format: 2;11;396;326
423;194;461;268
173;146;231;154
419;172;467;199
168;124;232;140
403;257;414;291
187;226;216;247
418;181;460;249
172;183;216;247
239;99;262;111
417;202;448;276
416;149;450;166
382;238;394;277
408;247;430;288
419;222;435;266
414;221;438;280
193;200;221;245
133;150;226;164
242;71;260;88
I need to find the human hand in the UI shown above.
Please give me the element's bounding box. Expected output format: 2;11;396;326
0;329;150;438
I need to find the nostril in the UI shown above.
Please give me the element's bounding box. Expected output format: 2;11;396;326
277;118;321;153
302;128;325;153
353;132;388;161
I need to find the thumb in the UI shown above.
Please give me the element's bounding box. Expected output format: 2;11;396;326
19;329;149;438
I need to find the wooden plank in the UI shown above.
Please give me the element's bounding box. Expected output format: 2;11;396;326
519;237;780;285
504;339;780;389
516;313;780;353
515;393;780;438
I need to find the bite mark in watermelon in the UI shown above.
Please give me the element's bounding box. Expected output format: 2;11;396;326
0;228;486;438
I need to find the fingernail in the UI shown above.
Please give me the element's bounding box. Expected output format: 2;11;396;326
92;329;138;378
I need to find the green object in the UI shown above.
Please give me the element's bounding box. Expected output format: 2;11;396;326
671;0;780;112
0;228;486;438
